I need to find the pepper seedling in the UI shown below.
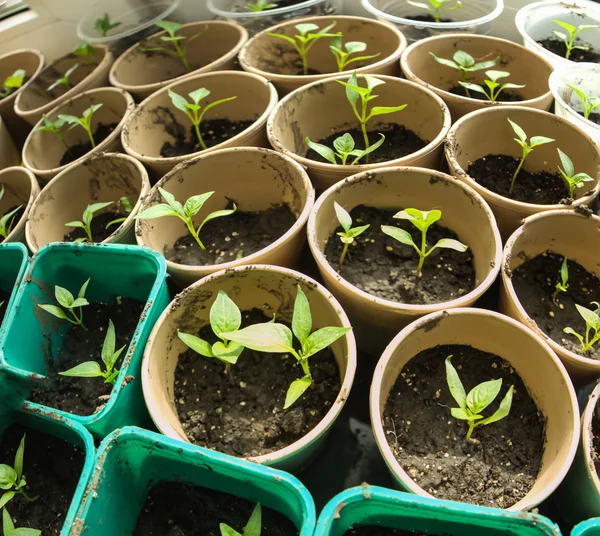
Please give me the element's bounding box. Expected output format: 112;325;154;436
566;82;600;121
430;50;499;84
564;301;600;353
552;257;569;306
105;197;134;230
136;188;236;251
246;0;277;11
168;88;237;151
552;20;600;60
143;20;206;72
268;23;340;76
65;201;114;243
381;208;468;278
507;118;555;195
459;70;525;102
305;132;385;166
0;70;25;99
329;35;380;72
557;148;593;198
94;12;121;37
38;278;90;330
406;0;462;22
220;503;261;536
333;201;369;267
58;103;103;149
0;435;38;509
33;115;70;153
47;64;79;92
222;285;351;409
0;186;22;240
73;42;96;64
2;507;41;536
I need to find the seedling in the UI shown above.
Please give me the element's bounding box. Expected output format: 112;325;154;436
94;12;121;37
305;132;385;166
0;186;22;240
507;118;555;195
38;278;90;330
220;503;261;536
136;188;236;251
0;70;25;99
566;82;600;120
73;42;96;64
333;201;370;266
223;285;351;409
564;301;600;353
65;201;114;243
0;435;38;509
381;208;468;278
268;23;340;76
552;257;569;306
552;20;600;60
58;103;103;149
246;0;277;11
3;507;41;536
407;0;462;23
177;290;244;384
445;356;514;441
105;197;134;230
33;115;70;152
557;148;593;198
458;70;525;102
337;72;407;163
143;20;206;72
430;50;499;83
168;88;236;151
329;35;380;72
47;64;79;92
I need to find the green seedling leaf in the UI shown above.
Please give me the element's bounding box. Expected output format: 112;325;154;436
223;323;295;354
60;361;103;377
211;290;242;337
303;326;351;359
445;355;467;409
478;386;514;426
466;378;502;414
284;376;312;409
292;285;312;344
178;331;214;358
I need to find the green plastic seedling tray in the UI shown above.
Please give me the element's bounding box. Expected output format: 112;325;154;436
0;242;28;334
71;426;316;536
0;243;170;438
314;485;561;535
573;519;600;535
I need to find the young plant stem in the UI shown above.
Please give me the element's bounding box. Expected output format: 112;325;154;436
86;126;96;148
70;307;87;329
416;227;427;277
360;99;370;155
339;241;350;267
194;121;206;151
509;154;526;195
186;219;205;249
174;40;191;72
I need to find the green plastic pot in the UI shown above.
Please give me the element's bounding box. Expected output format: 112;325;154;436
573;519;600;536
0;242;28;334
314;485;561;535
0;243;170;438
71;426;316;536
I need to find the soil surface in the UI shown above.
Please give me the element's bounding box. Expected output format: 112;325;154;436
448;85;523;102
167;205;296;266
29;297;144;415
0;423;85;535
0;287;10;324
59;122;118;166
579;110;600;126
306;124;428;165
537;38;600;63
511;251;600;360
346;528;435;535
468;154;570;204
383;344;545;508
174;309;340;457
64;211;128;243
134;481;298;535
404;15;452;23
324;205;475;304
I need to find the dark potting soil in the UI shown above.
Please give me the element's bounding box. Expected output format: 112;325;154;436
511;251;600;360
174;309;340;458
404;14;452;23
29;297;145;415
134;481;298;536
63;211;128;243
536;38;600;63
323;205;475;304
0;287;10;324
383;344;545;508
591;406;600;478
448;85;523;102
467;154;569;204
305;124;428;165
0;423;85;535
59;122;118;166
167;205;296;266
579;110;600;126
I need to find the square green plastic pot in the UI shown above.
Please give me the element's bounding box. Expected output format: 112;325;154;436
0;242;28;335
573;519;600;535
0;243;170;438
314;485;561;535
71;426;316;536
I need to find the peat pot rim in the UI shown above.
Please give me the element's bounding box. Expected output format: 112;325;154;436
0;165;39;243
0;48;45;105
581;381;600;494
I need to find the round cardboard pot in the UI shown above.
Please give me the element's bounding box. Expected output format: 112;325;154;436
267;74;451;192
22;87;135;184
109;21;249;101
122;70;278;181
445;106;600;240
135;146;314;287
499;209;600;386
25;153;150;254
400;33;554;121
0;166;39;243
307;166;502;353
14;45;114;127
370;307;579;510
141;264;357;472
239;16;406;97
0;117;20;171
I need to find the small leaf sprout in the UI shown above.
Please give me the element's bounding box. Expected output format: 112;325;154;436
73;42;96;64
246;0;278;10
105;197;134;230
557;148;593;198
552;257;569;306
0;186;22;240
59;103;103;149
38;279;90;330
406;0;462;23
430;50;499;84
566;82;600;120
0;435;38;510
47;64;79;93
65;201;114;243
220;503;261;536
305;132;385;166
0;70;25;99
552;20;600;60
144;20;206;72
94;12;121;37
459;70;525;102
3;507;41;536
34;115;69;152
333;201;369;267
329;35;380;72
564;301;600;353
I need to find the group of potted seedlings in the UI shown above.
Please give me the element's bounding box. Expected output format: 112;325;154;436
0;0;599;534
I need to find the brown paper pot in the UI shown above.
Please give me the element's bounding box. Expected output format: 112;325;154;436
122;70;278;180
22;87;135;184
0;117;20;170
239;16;407;97
267;75;451;192
370;307;579;510
109;21;249;101
400;33;554;121
14;45;113;127
141;264;357;471
135;146;314;288
500;210;600;386
307;166;501;353
0;166;39;244
25;153;150;254
445;106;600;239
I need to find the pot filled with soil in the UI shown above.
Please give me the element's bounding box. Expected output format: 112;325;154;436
122;70;278;180
25;153;150;253
238;16;407;96
267;73;451;192
307;166;501;353
22;87;135;184
445;106;600;239
371;307;579;511
142;264;357;472
0;166;39;244
135;146;313;287
400;33;554;121
0;242;28;334
0;117;20;171
109;20;249;101
500;209;600;386
14;44;114;127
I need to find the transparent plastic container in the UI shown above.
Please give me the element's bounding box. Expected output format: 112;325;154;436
360;0;503;42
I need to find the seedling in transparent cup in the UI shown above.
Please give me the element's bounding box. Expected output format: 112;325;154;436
552;20;600;60
406;0;462;23
94;12;121;37
246;0;278;11
566;82;600;120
